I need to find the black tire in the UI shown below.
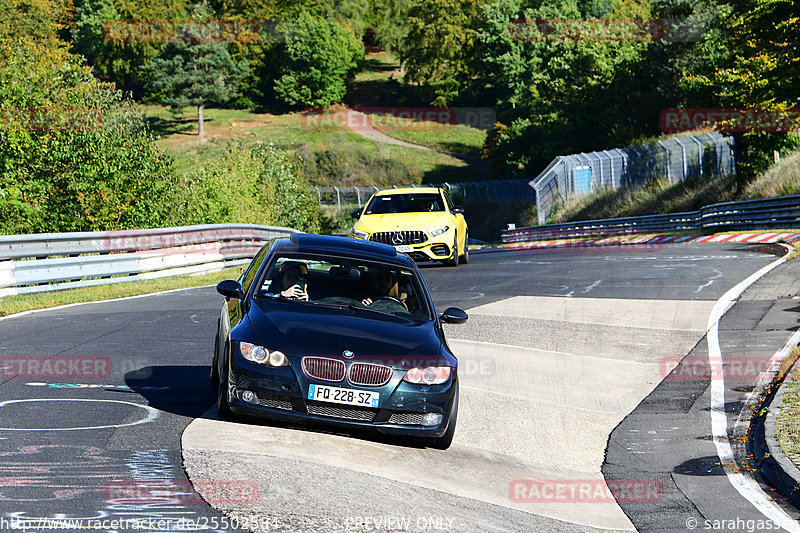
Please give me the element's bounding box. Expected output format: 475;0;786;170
216;350;234;420
429;383;458;450
460;234;469;264
210;330;220;388
445;234;459;267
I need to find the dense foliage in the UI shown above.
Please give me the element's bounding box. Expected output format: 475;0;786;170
177;142;322;233
273;13;364;107
3;0;798;235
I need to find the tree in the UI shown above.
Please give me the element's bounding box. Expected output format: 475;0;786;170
682;0;800;187
0;2;177;234
273;12;363;108
399;0;488;107
142;27;249;134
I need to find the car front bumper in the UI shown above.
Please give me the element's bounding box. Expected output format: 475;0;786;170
227;364;457;438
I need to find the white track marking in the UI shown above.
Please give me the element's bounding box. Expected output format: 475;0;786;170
450;338;660;366
0;399;159;431
706;245;800;532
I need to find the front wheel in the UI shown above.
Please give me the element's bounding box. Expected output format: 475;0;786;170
216;351;234;420
445;233;459;267
460;233;469;265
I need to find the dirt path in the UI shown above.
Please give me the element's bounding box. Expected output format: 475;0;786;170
345;108;490;179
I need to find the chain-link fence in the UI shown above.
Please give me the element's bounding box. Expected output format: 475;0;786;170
530;132;736;224
313;179;536;209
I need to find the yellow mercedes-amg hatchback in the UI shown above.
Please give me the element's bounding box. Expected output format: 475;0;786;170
348;187;468;266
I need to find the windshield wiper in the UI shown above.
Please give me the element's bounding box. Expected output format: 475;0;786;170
346;304;394;317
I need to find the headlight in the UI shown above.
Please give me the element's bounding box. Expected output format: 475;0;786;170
430;226;449;237
403;366;451;385
239;342;289;367
351;229;369;240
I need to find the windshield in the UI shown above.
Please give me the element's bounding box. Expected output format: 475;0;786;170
364;193;444;215
256;254;432;320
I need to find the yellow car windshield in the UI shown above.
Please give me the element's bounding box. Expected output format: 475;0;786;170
364;193;444;215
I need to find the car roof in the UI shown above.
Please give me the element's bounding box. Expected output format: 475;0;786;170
373;186;442;196
274;233;414;266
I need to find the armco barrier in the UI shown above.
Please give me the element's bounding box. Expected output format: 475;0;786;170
0;224;299;297
502;195;800;243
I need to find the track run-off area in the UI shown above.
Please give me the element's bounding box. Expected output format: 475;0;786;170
2;242;800;532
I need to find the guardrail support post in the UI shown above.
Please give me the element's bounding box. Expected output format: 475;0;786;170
689;135;704;177
354;187;361;207
333;186;341;210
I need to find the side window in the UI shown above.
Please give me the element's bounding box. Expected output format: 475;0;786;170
241;241;273;294
442;191;455;213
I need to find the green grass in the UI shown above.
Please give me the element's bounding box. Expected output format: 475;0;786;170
0;267;243;318
370;122;488;157
142;104;480;183
776;349;800;468
548;148;800;225
549;174;740;224
745;150;800;199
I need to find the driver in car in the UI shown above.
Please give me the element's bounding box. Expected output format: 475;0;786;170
361;270;406;309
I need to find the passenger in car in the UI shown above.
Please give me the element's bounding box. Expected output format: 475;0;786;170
273;261;310;300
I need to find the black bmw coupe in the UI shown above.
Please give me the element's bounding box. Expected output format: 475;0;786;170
212;233;468;449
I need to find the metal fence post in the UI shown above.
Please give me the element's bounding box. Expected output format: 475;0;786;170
354;186;361;207
673;137;688;181
656;141;672;182
333;186;341;210
689;135;704;177
314;187;321;204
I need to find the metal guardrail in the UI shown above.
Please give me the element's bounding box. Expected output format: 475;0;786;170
502;195;800;243
0;224;299;297
530;132;736;224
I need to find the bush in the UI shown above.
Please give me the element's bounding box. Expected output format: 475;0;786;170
0;37;177;234
176;142;322;233
273;13;364;108
295;140;416;187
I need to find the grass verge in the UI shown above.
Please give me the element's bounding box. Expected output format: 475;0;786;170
551;149;800;225
776;349;800;468
0;267;244;318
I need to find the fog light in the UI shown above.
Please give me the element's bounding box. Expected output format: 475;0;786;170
241;390;257;404
421;413;443;427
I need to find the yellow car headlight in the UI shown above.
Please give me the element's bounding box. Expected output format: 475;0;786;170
430;226;449;237
351;229;369;240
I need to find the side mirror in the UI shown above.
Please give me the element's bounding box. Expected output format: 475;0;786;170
440;307;468;324
216;280;245;300
452;206;464;214
350;209;362;220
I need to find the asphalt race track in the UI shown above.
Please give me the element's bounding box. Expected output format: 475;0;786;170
2;242;800;532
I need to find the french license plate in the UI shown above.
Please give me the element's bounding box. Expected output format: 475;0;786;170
394;245;414;253
308;384;380;407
